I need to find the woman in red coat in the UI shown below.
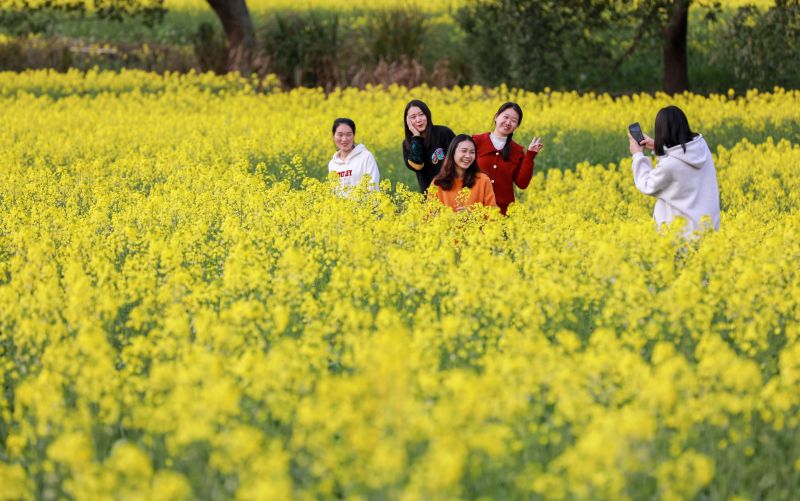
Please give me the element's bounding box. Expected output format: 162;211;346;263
472;102;543;215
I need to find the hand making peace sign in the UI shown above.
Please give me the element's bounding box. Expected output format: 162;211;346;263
528;136;543;153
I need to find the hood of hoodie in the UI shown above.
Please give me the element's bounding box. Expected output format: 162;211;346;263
331;143;367;164
661;134;709;169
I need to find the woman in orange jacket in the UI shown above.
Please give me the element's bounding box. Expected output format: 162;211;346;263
432;134;497;212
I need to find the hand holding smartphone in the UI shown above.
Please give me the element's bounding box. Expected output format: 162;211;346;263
628;122;646;145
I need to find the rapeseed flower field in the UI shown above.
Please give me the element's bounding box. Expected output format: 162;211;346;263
1;70;799;499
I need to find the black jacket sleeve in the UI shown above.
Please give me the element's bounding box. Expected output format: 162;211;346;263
403;137;425;171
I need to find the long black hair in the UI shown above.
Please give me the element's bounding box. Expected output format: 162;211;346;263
403;100;433;149
654;106;698;156
494;102;523;161
433;134;479;191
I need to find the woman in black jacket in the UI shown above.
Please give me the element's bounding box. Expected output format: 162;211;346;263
402;100;455;193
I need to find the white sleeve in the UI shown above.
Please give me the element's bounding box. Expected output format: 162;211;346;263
632;152;672;196
366;153;380;191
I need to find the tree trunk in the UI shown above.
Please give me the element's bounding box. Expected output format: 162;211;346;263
662;0;690;94
205;0;256;74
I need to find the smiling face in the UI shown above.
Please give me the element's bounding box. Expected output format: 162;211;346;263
406;106;428;134
494;107;520;137
333;123;355;153
453;139;476;176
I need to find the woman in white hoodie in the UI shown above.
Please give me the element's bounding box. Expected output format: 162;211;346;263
629;106;720;237
328;118;380;193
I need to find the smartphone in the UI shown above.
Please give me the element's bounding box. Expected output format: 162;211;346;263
628;122;645;144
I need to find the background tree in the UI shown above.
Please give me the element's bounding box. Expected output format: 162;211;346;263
204;0;256;74
622;0;723;95
662;0;691;94
457;0;727;95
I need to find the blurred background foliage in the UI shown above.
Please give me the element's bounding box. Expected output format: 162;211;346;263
0;0;798;93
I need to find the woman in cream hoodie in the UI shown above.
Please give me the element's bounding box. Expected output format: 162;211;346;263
629;106;720;236
328;117;380;193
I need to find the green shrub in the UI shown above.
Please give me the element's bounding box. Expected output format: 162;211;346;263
260;10;343;88
456;0;624;91
715;0;800;89
0;0;166;36
259;7;460;89
361;7;428;64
